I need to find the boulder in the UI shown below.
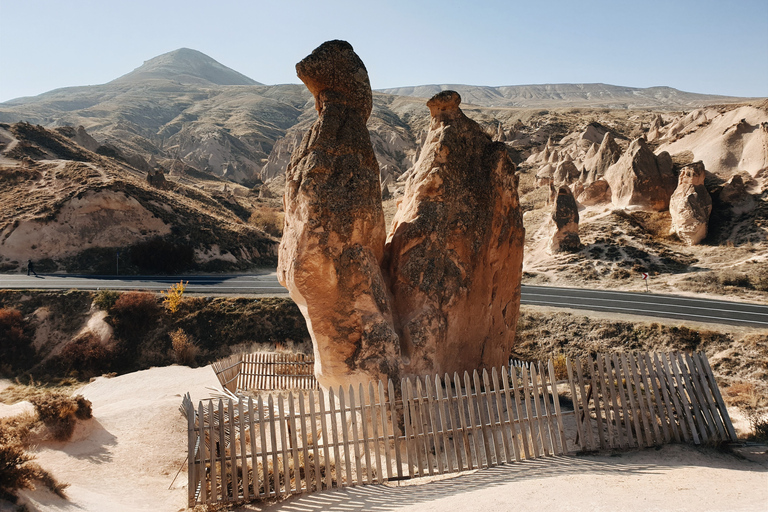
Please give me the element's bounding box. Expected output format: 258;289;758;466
604;138;677;211
577;179;611;206
669;161;712;245
278;40;401;389
548;186;580;253
385;90;524;378
581;123;607;145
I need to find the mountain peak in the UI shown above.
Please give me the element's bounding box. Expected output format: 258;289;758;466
111;48;260;86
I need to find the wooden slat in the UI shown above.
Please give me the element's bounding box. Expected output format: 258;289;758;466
464;371;485;468
307;390;322;491
402;378;418;478
258;396;269;497
246;398;258;498
566;357;585;452
435;375;455;472
665;352;697;444
521;365;540;456
317;388;333;490
612;354;634;448
491;367;513;463
348;385;363;485
359;383;373;484
338;386;353;486
387;379;403;479
698;352;737;441
538;362;559;455
328;388;342;487
480;369;502;464
643;352;670;444
676;352;708;443
689;353;726;440
547;360;567;454
454;372;474;469
277;396;290;495
585;355;607;450
369;382;383;484
425;376;445;474
528;364;550;456
445;373;465;470
298;393;311;491
238;399;250;501
653;353;681;443
228;399;239;500
626;354;652;447
603;355;624;448
620;353;644;447
511;367;532;459
595;355;616;449
208;400;218;503
287;393;301;493
187;399;197;507
574;357;596;451
500;367;522;461
218;399;229;501
474;370;496;466
636;354;661;445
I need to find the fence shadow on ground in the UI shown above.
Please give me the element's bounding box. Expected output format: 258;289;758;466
235;446;764;512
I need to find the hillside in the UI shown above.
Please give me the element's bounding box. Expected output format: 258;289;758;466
0;122;278;274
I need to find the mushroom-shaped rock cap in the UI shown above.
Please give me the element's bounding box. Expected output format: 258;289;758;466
426;90;461;117
296;40;373;119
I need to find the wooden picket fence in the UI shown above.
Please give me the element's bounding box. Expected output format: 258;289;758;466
212;352;316;393
186;351;735;507
567;351;736;450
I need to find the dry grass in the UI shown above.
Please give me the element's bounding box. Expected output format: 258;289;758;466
170;328;199;366
249;206;284;238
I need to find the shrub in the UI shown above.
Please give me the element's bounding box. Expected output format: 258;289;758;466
93;289;120;312
30;393;92;442
111;291;160;329
170;328;199;366
55;332;114;379
161;281;188;314
0;308;34;374
248;207;284;238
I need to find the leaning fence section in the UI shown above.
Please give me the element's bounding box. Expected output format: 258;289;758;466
188;351;735;508
185;361;570;507
212;352;317;393
567;351;737;451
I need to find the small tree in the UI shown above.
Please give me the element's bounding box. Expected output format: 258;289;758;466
161;280;188;314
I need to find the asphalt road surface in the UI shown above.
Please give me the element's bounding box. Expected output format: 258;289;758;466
1;273;766;328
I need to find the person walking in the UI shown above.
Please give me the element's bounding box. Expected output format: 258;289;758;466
27;259;37;277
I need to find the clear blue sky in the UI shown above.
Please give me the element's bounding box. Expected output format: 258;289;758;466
1;0;766;102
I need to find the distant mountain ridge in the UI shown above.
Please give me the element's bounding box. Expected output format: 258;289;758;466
0;48;758;185
377;83;750;109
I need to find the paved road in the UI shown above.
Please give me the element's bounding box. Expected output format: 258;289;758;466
1;274;766;328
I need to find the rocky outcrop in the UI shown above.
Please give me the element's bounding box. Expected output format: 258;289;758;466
669;161;712;245
261;129;306;181
577;179;611;206
277;41;401;390
553;160;580;187
548;186;580;252
718;174;755;214
535;163;555;186
604;138;676;211
385;90;524;378
586;132;622;182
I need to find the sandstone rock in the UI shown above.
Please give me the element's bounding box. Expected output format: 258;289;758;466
604;138;676;211
581;123;607;145
669;161;712;245
146;169;168;189
494;123;507;142
718;174;756;214
385;90;524;378
548;186;580;253
647;114;664;142
588;132;622;181
553;160;580;187
535;163;555;187
278;40;401;390
577;179;611;206
74;126;100;152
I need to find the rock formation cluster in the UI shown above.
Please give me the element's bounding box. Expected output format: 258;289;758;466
278;41;524;388
669;161;712;245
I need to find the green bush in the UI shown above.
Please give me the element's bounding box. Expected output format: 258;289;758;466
93;289;120;312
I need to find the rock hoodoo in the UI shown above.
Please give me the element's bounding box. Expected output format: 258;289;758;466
669;161;712;245
604;138;676;211
385;90;524;377
585;132;622;183
548;186;580;252
277;40;401;389
718;174;755;214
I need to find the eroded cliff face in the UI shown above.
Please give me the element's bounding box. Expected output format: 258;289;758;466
277;41;401;389
278;42;524;387
385;90;524;377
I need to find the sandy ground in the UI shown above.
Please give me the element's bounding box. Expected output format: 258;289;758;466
3;366;767;512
